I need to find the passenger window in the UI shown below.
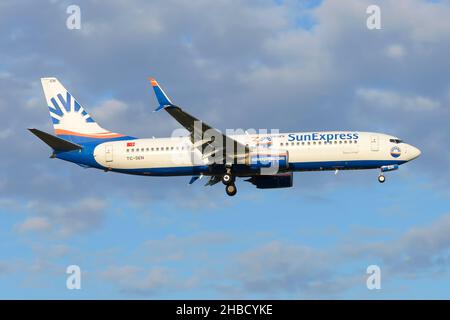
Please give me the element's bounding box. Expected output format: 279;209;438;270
280;143;284;146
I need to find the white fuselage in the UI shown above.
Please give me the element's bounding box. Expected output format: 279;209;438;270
91;131;420;176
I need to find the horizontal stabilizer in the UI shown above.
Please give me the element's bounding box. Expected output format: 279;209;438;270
28;128;83;151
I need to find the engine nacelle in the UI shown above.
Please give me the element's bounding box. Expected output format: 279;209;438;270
246;172;293;189
246;150;289;170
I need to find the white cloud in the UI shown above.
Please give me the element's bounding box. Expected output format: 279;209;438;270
350;213;450;276
16;217;51;233
91;99;128;123
356;88;440;111
386;44;406;58
24;197;107;237
142;232;232;263
226;213;450;297
230;241;337;296
101;265;194;295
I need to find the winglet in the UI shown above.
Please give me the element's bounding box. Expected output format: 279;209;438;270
149;78;173;111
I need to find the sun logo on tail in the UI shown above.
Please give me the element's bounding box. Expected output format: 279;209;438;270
41;77;126;140
48;92;94;125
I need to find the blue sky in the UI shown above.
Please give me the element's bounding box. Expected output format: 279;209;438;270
1;0;450;299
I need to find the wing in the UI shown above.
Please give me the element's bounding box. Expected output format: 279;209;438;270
149;78;249;164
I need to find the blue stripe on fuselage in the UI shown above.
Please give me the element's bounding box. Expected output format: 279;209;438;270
54;149;408;177
113;165;210;176
289;160;407;171
110;160;407;176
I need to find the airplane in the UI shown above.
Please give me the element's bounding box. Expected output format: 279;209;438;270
29;77;421;196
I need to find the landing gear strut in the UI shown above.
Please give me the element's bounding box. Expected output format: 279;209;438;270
222;168;237;196
222;166;235;184
378;174;385;183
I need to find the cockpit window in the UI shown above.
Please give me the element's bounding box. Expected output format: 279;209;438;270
390;138;403;144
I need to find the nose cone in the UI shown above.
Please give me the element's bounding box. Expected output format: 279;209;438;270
408;145;421;161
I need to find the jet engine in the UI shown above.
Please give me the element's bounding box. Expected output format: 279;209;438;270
246;172;293;189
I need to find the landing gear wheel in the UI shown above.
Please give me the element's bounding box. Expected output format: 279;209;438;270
378;175;385;183
225;184;237;196
222;173;233;185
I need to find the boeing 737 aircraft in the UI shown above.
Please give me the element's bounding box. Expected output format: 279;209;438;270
29;78;421;196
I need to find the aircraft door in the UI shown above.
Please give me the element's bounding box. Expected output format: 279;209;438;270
105;144;113;162
370;135;379;151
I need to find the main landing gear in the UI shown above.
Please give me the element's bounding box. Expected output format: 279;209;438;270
225;183;237;196
378;174;385;183
222;173;233;185
222;169;237;196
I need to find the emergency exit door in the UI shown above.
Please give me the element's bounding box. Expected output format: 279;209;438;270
105;144;113;162
370;135;379;151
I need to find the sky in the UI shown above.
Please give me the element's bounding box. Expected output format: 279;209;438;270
0;0;450;299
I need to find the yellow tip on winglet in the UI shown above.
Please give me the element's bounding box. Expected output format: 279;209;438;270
149;78;158;87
